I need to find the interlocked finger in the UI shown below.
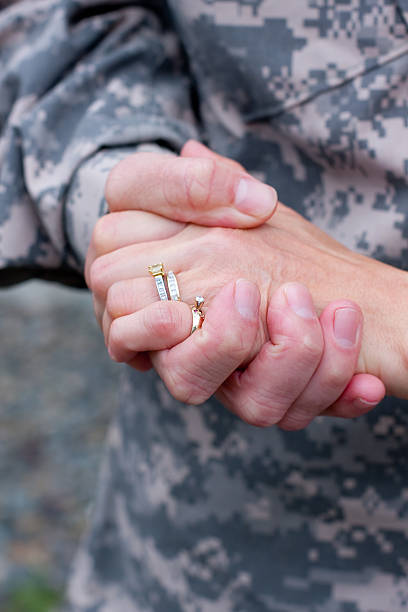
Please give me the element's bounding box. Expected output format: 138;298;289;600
322;373;385;418
108;299;193;363
102;270;188;344
150;280;260;405
217;283;324;427
277;300;363;430
85;211;185;284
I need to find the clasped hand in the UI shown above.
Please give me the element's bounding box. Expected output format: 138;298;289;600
86;141;393;430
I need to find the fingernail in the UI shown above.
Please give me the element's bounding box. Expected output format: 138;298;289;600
354;398;378;407
333;307;361;348
284;283;316;319
352;397;379;413
235;177;277;218
234;279;260;321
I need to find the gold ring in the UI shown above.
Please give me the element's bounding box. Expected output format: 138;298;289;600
148;263;169;301
191;296;205;334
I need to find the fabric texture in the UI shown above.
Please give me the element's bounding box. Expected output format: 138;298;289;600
1;1;408;610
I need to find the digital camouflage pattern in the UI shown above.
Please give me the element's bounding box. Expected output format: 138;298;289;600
1;1;408;610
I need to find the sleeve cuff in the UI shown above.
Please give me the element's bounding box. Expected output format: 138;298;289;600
65;143;176;270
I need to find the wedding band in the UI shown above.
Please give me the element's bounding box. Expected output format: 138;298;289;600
191;296;205;334
167;270;181;301
148;263;169;301
149;266;204;334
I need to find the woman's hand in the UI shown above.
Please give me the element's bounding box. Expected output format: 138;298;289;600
85;145;390;429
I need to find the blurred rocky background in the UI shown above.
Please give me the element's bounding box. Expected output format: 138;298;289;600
0;280;119;611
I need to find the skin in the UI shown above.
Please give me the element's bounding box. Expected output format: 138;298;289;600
84;142;400;430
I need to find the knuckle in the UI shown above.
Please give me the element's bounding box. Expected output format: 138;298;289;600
195;227;243;266
88;257;110;299
278;415;309;432
104;160;126;209
300;334;323;362
219;330;249;361
185;158;217;210
169;157;218;212
274;334;321;364
207;225;239;247
195;324;249;365
192;328;250;383
279;333;322;366
92;214;115;256
106;282;128;319
165;367;208;405
324;365;348;392
107;319;125;362
240;393;285;428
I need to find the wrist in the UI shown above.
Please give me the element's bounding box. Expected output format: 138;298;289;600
356;256;408;398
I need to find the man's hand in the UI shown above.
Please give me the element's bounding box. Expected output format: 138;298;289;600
85;143;389;430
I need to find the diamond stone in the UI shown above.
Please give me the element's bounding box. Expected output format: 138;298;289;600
195;296;204;308
148;263;164;276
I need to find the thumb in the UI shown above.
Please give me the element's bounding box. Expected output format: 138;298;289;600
105;146;278;228
180;140;280;227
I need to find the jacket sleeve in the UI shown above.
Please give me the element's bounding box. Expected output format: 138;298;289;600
0;0;198;287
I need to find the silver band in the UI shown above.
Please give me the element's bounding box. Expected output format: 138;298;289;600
167;270;180;301
155;275;169;301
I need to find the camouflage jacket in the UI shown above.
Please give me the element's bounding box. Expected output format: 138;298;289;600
1;1;408;611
